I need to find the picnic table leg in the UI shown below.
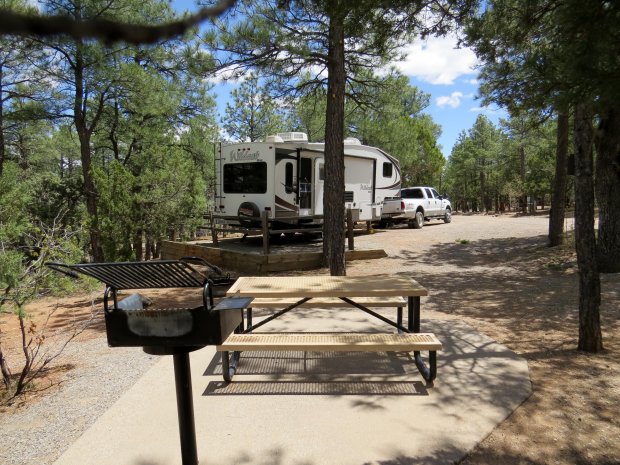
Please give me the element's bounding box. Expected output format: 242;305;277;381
172;351;198;465
246;308;253;330
221;350;241;382
407;296;420;333
407;296;436;385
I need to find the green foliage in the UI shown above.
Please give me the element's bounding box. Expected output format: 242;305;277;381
222;72;285;142
0;162;31;243
443;114;557;212
465;0;620;114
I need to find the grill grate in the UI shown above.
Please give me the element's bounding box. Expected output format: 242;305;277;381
46;257;231;290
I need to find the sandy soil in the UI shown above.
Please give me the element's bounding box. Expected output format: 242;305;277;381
1;213;619;464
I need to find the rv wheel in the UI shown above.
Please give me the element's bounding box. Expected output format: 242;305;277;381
237;202;261;227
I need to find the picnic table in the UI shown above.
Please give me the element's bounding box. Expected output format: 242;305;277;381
218;275;442;384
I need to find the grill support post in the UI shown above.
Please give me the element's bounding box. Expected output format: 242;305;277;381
173;351;198;465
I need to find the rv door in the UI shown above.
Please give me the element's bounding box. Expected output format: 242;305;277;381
314;159;324;216
274;150;298;219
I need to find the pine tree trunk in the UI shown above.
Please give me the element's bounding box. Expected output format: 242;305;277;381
549;110;569;246
573;104;603;352
520;146;527;213
145;236;153;261
322;11;346;276
133;230;143;261
74;45;104;263
594;104;620;273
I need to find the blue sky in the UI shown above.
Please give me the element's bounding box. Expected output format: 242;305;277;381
173;1;506;159
390;35;507;158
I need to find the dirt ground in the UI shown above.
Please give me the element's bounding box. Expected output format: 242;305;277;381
1;213;619;465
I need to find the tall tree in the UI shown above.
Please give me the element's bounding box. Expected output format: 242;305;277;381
0;0;48;176
40;0;129;261
207;0;465;275
548;110;569;246
573;104;602;351
91;35;217;260
222;72;284;142
39;0;206;262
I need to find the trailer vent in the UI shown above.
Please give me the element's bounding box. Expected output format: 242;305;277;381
265;135;284;143
344;137;361;145
344;191;354;202
277;132;308;142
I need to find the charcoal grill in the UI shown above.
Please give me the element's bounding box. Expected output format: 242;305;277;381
47;257;253;465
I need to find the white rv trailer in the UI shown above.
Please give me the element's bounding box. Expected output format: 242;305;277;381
214;132;401;227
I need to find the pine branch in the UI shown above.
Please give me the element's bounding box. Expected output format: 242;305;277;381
0;0;236;45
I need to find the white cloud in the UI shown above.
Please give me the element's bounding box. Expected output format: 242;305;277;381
436;91;464;108
469;105;503;115
204;66;247;85
393;34;478;85
436;92;475;109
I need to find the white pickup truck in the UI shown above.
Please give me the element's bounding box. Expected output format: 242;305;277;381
380;186;452;228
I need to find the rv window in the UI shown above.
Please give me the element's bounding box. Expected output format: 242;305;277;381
382;162;393;177
318;163;325;181
223;162;267;193
285;162;294;193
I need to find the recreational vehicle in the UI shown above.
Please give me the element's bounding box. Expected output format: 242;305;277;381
214;132;401;228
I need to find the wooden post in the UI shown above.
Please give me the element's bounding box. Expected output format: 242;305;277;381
262;211;270;255
210;212;219;246
347;208;354;251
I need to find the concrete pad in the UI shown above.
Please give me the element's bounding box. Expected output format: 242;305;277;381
53;309;531;465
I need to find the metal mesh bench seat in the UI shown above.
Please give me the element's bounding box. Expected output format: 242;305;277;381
218;332;442;352
218;332;441;384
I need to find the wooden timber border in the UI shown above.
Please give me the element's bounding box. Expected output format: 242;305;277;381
160;240;386;273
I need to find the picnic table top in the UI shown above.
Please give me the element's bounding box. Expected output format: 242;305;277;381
226;275;428;298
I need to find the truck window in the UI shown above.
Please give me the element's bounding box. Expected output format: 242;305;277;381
431;188;441;198
382;162;393;177
402;188;424;199
223;162;267;193
425;188;433;198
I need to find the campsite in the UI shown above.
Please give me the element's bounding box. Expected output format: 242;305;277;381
1;1;619;465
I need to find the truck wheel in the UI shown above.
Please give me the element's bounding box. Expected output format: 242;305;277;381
410;211;424;229
444;207;452;223
237;202;261;227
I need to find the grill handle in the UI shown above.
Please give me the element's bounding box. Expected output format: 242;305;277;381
180;256;224;277
202;279;215;311
103;286;118;313
45;262;80;279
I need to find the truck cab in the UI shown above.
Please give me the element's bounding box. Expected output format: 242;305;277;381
381;186;452;228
